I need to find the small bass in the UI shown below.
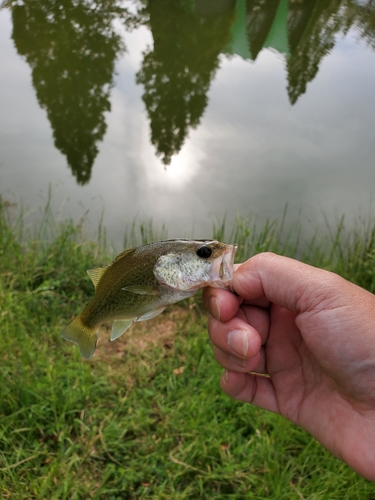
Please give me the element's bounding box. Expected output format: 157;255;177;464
61;239;237;358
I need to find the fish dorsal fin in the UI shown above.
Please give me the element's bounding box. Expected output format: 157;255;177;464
87;267;108;288
113;248;135;264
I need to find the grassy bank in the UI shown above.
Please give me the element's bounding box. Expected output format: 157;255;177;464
1;200;375;499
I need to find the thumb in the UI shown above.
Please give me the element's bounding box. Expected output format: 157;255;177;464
232;252;344;313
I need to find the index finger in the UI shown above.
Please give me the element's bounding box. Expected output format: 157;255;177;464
202;287;242;322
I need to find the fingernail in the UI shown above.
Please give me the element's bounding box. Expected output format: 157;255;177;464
229;355;247;368
210;297;220;321
223;370;229;383
227;329;248;358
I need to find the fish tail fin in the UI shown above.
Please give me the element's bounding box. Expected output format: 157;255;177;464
61;316;98;359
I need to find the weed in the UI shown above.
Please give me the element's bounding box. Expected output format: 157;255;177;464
1;198;375;498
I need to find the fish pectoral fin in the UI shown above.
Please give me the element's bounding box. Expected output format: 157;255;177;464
110;319;134;341
135;307;166;322
122;285;159;296
87;267;108;288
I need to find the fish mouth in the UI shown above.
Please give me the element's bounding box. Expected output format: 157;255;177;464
210;244;237;290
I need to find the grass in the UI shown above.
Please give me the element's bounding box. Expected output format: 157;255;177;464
1;197;375;499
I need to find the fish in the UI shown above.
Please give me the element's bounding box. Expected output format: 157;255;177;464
61;239;237;359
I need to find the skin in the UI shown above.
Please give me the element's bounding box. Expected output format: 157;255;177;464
202;252;375;481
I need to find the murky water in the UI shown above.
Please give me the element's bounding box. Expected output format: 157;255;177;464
1;0;375;246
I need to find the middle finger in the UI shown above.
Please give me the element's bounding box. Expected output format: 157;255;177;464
236;304;270;346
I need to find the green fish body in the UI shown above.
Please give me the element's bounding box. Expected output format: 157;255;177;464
61;239;237;358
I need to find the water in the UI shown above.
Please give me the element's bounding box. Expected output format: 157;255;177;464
1;0;375;247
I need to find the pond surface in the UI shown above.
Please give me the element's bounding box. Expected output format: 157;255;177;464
1;0;375;246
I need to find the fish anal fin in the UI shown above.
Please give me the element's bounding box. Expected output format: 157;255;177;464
135;307;165;322
87;267;108;288
110;319;134;341
122;285;159;296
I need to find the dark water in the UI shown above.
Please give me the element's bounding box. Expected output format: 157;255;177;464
1;0;375;245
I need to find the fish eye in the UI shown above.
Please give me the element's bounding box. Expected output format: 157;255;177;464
196;245;212;259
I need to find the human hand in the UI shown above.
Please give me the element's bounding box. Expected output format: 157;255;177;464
203;252;375;481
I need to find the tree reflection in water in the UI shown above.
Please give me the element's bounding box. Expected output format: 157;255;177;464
286;0;375;104
4;0;375;181
6;0;127;184
136;0;236;165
